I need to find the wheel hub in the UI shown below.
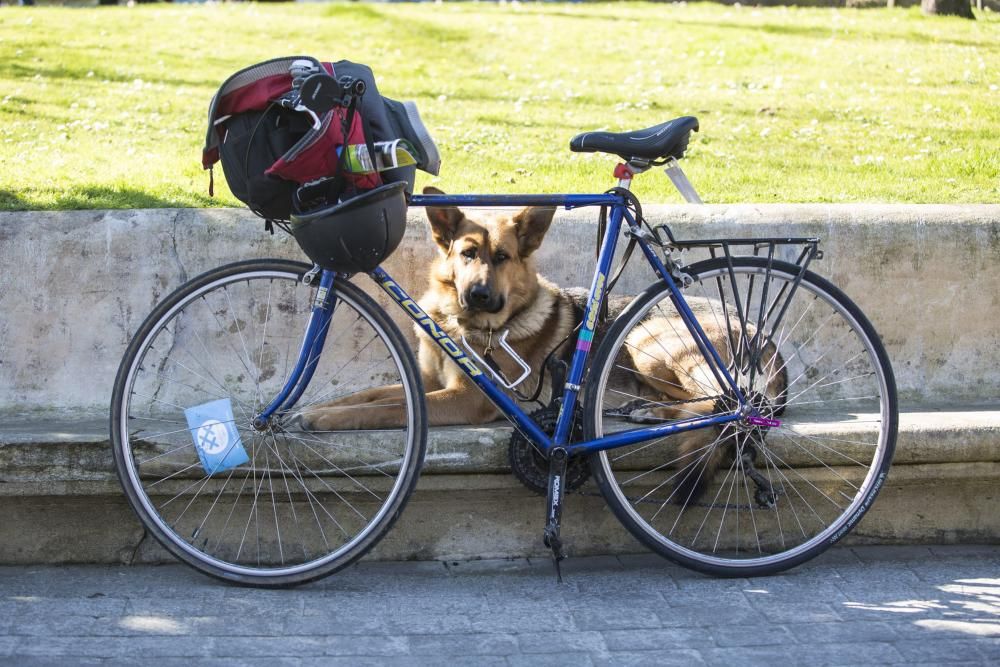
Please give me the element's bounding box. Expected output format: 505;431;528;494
733;390;781;434
714;390;783;510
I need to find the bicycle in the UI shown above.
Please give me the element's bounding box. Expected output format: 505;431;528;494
110;114;897;588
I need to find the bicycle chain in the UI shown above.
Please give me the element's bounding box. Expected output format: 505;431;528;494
602;394;728;420
511;394;770;511
507;396;724;495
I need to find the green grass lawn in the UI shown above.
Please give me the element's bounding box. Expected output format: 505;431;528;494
1;2;998;210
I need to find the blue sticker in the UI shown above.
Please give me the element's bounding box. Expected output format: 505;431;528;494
184;398;249;475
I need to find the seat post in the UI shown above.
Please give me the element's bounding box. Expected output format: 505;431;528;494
663;156;704;204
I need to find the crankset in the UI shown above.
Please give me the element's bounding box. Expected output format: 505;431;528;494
508;404;590;495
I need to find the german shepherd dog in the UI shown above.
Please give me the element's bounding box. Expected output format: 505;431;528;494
300;187;786;500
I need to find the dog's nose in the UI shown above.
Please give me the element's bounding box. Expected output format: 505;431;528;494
468;284;492;307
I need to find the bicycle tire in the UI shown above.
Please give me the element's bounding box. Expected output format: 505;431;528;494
110;259;427;587
584;257;897;577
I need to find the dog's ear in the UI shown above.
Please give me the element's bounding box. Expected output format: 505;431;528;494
422;186;463;252
512;206;557;258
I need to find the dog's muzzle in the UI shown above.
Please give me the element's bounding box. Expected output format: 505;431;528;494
465;284;504;313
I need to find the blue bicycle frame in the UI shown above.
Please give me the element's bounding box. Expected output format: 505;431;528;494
256;192;749;457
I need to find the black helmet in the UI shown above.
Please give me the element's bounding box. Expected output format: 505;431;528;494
290;181;408;273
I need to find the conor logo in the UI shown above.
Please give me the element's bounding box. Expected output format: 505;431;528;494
381;278;482;377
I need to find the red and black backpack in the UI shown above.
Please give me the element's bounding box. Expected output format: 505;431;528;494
202;56;439;223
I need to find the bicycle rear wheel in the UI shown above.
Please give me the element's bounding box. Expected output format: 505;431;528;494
110;259;426;587
584;257;897;577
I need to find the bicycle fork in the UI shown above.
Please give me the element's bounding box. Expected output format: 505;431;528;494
252;267;338;429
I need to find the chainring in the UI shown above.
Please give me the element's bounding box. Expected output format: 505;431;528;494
507;404;591;496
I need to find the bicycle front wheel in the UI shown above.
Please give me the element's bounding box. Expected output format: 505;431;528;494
110;259;426;587
585;257;897;577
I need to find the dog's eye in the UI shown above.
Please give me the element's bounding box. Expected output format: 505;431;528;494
494;251;509;264
461;248;477;261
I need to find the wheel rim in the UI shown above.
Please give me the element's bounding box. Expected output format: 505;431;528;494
592;263;895;570
117;269;418;579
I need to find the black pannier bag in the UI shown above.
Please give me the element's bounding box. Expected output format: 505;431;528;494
202;57;440;223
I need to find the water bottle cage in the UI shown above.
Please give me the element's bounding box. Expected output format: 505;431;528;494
460;329;533;390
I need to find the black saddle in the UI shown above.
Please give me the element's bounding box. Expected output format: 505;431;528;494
569;116;699;163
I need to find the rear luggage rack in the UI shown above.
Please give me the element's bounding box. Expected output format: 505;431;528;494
651;228;822;269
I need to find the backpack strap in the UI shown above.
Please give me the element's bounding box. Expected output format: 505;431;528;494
339;88;380;193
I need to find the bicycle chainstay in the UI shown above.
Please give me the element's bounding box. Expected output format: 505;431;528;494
581;404;783;512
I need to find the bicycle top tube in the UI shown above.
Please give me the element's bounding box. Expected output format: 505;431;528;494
407;193;625;210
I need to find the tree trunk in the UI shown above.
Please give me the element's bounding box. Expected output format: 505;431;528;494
922;0;976;18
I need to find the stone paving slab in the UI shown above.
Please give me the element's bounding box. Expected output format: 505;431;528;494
0;545;997;665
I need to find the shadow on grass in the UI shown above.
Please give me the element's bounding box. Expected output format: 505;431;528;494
324;3;470;44
672;17;992;49
0;187;216;212
0;190;29;211
0;99;76;125
473;114;597;131
0;61;212;90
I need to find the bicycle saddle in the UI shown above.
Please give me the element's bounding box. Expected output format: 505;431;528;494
569;116;699;162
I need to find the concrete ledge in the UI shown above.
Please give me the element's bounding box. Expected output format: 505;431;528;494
0;409;997;564
2;205;1000;411
2;409;1000;491
1;464;997;565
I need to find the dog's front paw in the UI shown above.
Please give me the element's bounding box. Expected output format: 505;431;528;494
604;398;649;420
291;407;360;432
614;399;670;424
627;406;669;424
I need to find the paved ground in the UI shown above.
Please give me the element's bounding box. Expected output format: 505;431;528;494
0;545;997;666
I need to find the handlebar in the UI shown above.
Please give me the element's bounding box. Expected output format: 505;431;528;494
278;73;366;131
